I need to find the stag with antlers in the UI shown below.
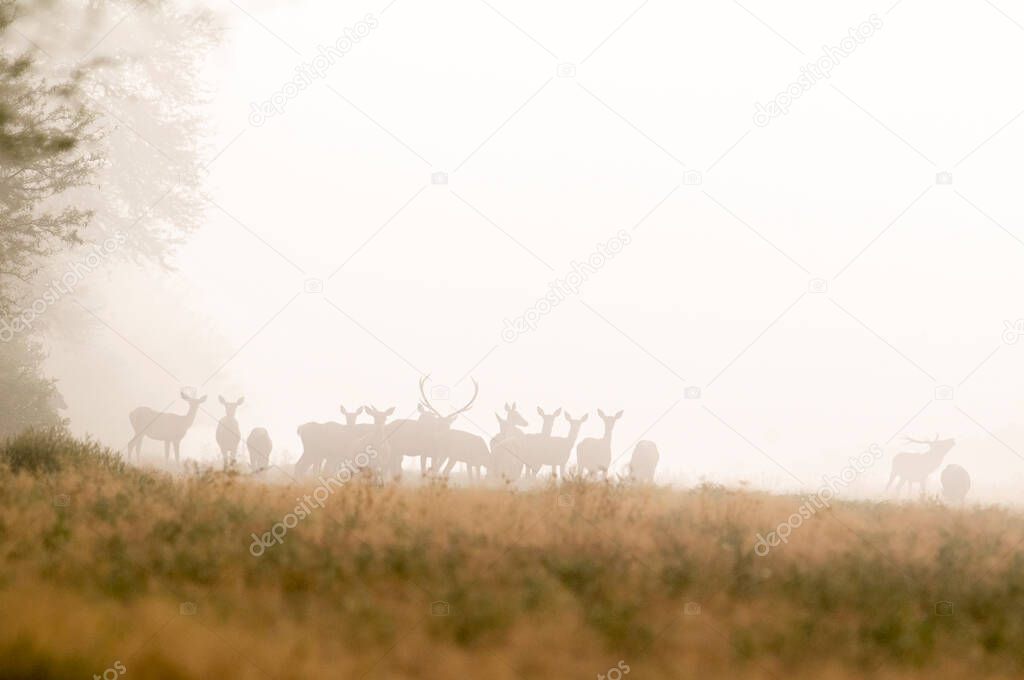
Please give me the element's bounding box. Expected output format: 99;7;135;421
416;375;483;478
886;434;956;498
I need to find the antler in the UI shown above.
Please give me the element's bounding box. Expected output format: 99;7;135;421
449;378;479;417
419;374;478;419
418;374;443;417
902;435;934;445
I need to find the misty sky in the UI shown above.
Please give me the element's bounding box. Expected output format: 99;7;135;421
44;0;1024;498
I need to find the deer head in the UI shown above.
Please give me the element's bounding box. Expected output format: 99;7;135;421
218;395;244;417
181;390;207;411
564;411;589;439
504;402;528;428
418;374;478;427
596;409;623;437
363;405;395;429
536;406;561;434
339;404;364;426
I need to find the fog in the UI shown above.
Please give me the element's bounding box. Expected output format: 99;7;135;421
28;0;1024;500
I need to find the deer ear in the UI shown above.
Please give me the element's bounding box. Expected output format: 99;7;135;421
511;402;517;410
564;411;572;421
537;406;544;416
237;397;245;406
356;406;364;414
614;410;623;419
385;407;395;416
598;408;607;418
219;395;227;405
199;395;208;403
581;413;589;422
554;408;562;417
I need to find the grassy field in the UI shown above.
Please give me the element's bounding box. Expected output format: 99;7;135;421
2;429;1024;679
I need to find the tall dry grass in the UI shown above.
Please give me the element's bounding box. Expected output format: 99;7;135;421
2;429;1024;679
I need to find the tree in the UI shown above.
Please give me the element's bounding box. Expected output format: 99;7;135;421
0;3;101;316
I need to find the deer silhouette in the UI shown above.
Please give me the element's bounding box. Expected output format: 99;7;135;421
215;395;245;468
246;428;272;471
886;435;956;497
489;403;529;482
536;406;562;435
517;406;566;478
940;464;970;504
531;411;588;479
295;404;365;477
576;409;623;477
127;390;207;463
414;376;480;477
627;440;659;482
355;405;395;482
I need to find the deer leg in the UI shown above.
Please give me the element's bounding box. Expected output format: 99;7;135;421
164;440;170;461
173;440;181;463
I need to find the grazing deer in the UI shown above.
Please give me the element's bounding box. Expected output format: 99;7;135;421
576;409;623;478
531;411;588;480
295;405;364;477
215;396;245;467
489;403;529;482
127;390;207;463
247;428;272;471
886;435;956;497
627;440;659;482
941;464;970;504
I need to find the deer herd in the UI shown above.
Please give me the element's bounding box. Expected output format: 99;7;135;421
124;381;973;500
124;378;660;485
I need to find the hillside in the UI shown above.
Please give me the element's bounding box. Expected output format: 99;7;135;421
2;430;1023;679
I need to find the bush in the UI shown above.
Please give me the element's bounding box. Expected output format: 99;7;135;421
0;427;123;474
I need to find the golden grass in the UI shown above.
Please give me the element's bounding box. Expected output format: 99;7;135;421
3;429;1024;679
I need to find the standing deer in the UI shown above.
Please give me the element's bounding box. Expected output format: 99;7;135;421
215;396;245;467
354;405;395;482
489;403;529;482
247;428;272;471
127;390;207;463
415;376;481;477
886;435;956;497
576;409;623;478
536;407;562;435
518;407;567;478
295;405;364;477
531;411;588;480
627;440;659;482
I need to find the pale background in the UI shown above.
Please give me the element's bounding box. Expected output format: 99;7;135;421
40;0;1024;499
